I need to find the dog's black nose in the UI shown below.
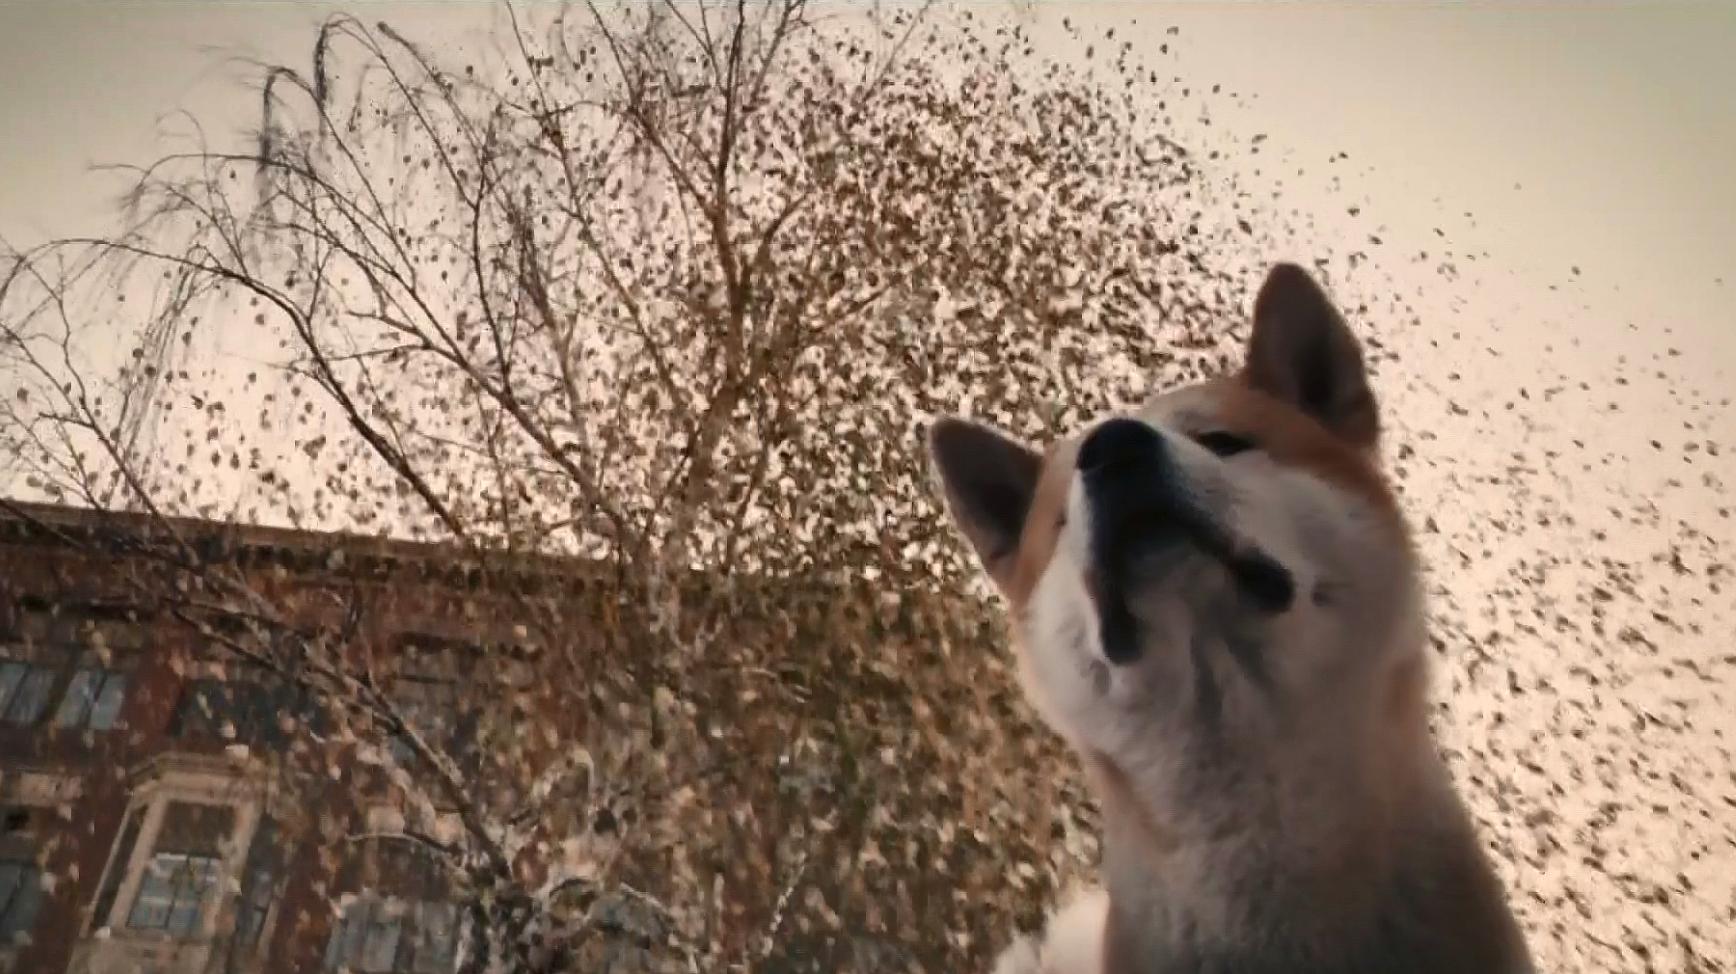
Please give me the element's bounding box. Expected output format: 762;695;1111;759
1077;418;1165;473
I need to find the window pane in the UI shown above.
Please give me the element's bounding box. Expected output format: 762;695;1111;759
172;679;219;738
156;801;234;856
0;662;24;714
0;860;44;939
126;856;175;930
174;679;294;743
322;912;351;968
388;676;464;766
412;902;458;974
243;682;277;740
2;667;55;724
164;855;219;937
325;893;459;973
166;891;204;936
325;897;373;970
53;668;98;727
0;805;31;838
234;818;281;948
236;897;269;950
127;852;218;938
0;860;22;935
88;672;128;730
359;909;403;972
341;902;373;965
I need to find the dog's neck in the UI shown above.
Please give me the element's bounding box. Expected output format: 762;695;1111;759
1079;646;1532;973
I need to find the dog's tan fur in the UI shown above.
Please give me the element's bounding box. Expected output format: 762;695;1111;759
931;264;1531;974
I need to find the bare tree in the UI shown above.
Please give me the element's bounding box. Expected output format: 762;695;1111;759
1;3;1265;971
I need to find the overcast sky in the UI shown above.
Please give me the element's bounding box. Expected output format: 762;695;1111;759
3;2;1732;340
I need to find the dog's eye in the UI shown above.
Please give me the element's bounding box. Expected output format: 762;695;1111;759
1192;431;1257;458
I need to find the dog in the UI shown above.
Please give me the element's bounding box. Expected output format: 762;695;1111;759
929;263;1533;973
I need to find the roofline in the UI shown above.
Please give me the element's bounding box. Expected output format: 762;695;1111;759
0;497;607;585
0;500;947;615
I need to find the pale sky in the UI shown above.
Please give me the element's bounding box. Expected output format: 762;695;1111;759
2;3;1734;970
3;2;1733;329
4;3;1734;300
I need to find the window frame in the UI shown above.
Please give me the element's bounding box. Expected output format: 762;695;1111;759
231;816;283;951
86;808;142;935
171;670;322;747
2;641;133;731
324;892;459;974
124;849;223;937
0;773;78;951
386;674;460;768
82;753;277;949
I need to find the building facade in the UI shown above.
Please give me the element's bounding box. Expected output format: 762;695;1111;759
2;497;1074;974
1;502;507;974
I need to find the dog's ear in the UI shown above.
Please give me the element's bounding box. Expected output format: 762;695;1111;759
928;416;1043;589
1242;263;1379;447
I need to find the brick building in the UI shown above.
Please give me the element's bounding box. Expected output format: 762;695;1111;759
0;501;540;974
1;495;1079;974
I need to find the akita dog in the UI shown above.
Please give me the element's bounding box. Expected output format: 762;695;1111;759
929;264;1533;974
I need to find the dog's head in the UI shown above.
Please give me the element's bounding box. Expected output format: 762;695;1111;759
930;264;1424;760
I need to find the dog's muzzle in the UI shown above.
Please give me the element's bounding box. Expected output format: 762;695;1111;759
1077;418;1295;664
